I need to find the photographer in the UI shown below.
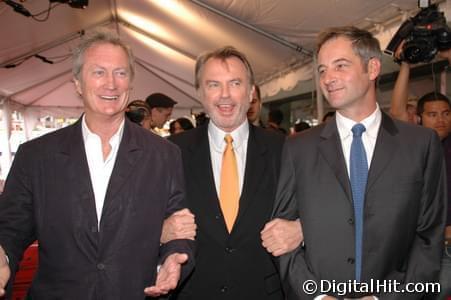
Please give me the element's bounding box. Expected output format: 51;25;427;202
390;45;451;300
390;44;451;124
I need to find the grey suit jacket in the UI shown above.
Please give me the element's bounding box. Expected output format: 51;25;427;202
0;118;194;300
170;123;287;300
273;112;446;299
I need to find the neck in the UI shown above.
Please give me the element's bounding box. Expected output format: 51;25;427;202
339;101;377;123
85;113;123;143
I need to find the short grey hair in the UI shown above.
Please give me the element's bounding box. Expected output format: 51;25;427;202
317;26;382;70
194;46;255;90
72;29;135;82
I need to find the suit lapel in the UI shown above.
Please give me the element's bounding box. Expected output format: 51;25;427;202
101;120;142;229
235;125;267;227
56;118;100;259
59;118;98;225
318;119;353;202
188;126;230;241
366;112;398;192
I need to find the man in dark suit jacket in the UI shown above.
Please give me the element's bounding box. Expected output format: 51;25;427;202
273;26;446;299
0;30;194;299
169;46;301;300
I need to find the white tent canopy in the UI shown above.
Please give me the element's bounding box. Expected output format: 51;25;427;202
2;0;446;115
2;0;450;178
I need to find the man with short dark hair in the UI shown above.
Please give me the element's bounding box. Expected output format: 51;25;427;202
247;85;264;126
416;91;451;300
146;92;177;132
267;109;287;135
273;26;446;299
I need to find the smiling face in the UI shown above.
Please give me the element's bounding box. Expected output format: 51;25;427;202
198;56;253;132
317;36;380;120
74;42;131;124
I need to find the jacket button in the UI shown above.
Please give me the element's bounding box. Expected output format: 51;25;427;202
348;218;354;225
97;263;105;270
225;247;235;253
347;258;355;264
220;285;228;293
215;214;221;220
91;226;98;233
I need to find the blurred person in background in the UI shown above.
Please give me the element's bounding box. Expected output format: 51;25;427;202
247;85;264;127
169;117;195;135
146;93;177;134
125;100;151;129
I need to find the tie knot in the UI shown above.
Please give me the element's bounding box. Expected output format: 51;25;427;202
352;124;366;137
224;134;233;145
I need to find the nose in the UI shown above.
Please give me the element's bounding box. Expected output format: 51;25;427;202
221;84;230;98
104;73;117;89
322;70;336;86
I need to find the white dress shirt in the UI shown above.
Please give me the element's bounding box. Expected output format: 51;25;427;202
208;121;249;198
82;116;124;226
335;104;382;177
315;105;382;300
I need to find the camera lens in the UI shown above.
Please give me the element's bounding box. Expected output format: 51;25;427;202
436;28;451;50
403;38;437;64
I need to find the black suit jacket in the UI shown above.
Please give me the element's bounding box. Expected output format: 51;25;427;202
273;112;446;299
169;123;286;300
0;118;194;300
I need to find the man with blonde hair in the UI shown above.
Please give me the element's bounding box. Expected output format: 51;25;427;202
0;30;194;299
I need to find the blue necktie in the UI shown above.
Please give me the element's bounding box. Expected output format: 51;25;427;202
350;123;368;282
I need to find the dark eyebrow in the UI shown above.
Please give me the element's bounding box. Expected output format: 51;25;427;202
332;58;352;65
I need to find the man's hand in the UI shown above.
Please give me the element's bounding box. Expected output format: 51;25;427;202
161;209;196;244
261;218;303;256
144;253;188;297
0;246;10;297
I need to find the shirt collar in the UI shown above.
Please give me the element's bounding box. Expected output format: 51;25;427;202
208;120;249;152
335;103;381;140
82;114;125;147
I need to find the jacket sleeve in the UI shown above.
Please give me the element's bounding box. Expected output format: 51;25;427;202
271;141;320;300
158;145;195;283
0;143;37;289
380;131;446;300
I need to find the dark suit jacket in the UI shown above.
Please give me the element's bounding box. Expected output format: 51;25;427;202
169;123;286;300
0;118;194;300
273;112;446;299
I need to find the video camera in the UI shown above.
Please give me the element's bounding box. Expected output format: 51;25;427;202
384;3;451;64
49;0;88;9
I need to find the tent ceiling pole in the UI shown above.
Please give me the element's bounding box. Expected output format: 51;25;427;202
135;58;194;87
9;69;72;98
135;59;201;106
0;19;112;68
118;20;197;61
110;0;120;34
190;0;312;57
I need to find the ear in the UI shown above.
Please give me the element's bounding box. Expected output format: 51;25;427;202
367;58;381;81
73;77;82;95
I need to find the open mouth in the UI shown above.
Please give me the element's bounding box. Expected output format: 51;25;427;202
217;104;235;114
100;95;119;101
